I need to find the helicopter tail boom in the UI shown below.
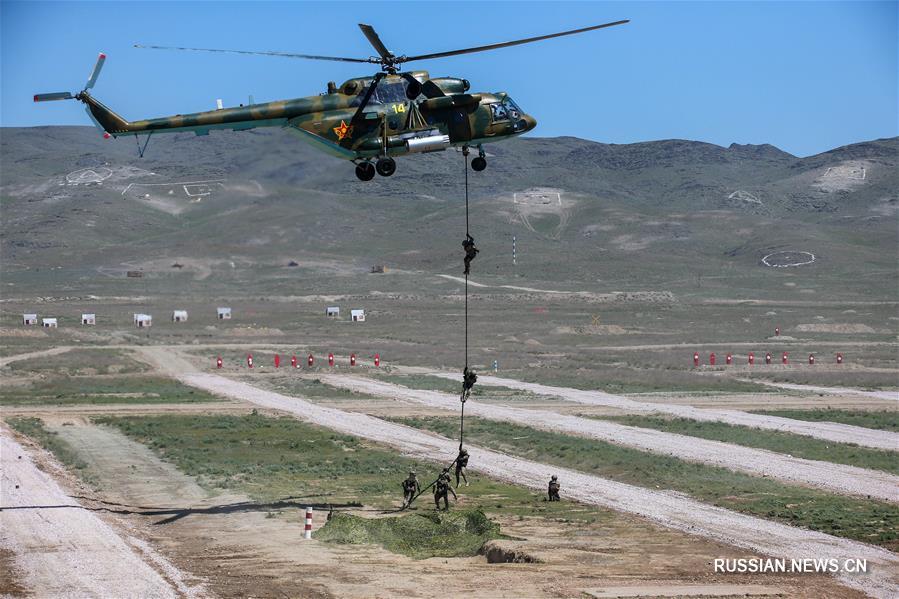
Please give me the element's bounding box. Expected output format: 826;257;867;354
78;91;134;135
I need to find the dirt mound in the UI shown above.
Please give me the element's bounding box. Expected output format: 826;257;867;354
314;509;502;559
794;323;876;334
479;540;541;563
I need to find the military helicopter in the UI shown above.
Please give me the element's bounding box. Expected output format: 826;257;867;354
35;20;628;181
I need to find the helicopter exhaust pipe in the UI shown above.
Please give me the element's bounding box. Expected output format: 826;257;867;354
405;134;450;154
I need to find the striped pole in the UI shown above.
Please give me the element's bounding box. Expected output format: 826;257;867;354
512;235;517;266
304;507;313;539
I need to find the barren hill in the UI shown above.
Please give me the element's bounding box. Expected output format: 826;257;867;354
1;127;896;302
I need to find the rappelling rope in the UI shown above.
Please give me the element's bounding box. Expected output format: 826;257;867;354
402;149;472;510
461;147;470;450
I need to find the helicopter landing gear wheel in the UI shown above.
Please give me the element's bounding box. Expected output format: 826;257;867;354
355;161;375;181
376;156;396;177
471;156;487;172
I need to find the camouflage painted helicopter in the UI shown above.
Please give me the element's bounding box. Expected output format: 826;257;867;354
35;20;628;181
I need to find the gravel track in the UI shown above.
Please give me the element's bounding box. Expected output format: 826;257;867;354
429;373;899;451
745;380;899;402
0;427;195;598
176;371;897;598
319;375;899;503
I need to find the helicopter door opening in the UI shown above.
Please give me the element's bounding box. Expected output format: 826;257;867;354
448;109;472;143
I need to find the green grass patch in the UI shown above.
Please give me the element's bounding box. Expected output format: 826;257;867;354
96;414;606;524
7;417;96;485
394;416;899;551
314;509;502;558
750;409;899;433
592;415;899;475
747;371;899;391
499;368;772;395
0;376;219;406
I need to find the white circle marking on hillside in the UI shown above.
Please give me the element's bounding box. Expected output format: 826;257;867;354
762;251;816;268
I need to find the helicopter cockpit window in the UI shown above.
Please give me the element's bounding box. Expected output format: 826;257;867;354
502;97;522;120
490;103;510;121
351;81;409;107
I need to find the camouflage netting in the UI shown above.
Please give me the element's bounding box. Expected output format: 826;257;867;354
313;509;502;559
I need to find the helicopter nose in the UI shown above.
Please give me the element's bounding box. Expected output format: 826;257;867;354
522;114;537;131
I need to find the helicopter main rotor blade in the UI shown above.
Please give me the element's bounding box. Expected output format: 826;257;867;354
133;44;377;64
402;19;630;63
358;24;394;61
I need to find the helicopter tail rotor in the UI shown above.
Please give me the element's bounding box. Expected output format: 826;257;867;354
34;52;107;103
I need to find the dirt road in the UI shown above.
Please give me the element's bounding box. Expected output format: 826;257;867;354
141;353;897;598
0;346;75;367
319;374;899;503
428;373;899;451
0;426;202;598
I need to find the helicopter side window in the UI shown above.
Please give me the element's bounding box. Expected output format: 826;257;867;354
490;103;509;121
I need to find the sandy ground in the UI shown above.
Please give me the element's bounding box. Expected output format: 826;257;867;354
13;418;855;599
429;373;899;451
318;374;899;503
129;347;898;598
0;425;205;598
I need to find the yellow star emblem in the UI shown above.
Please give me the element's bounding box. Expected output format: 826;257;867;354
333;120;353;140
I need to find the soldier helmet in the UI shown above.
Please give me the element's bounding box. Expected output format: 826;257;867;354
551;475;557;481
409;470;416;476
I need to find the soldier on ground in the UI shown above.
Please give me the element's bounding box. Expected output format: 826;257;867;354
434;468;457;510
548;475;561;501
461;366;477;402
462;234;479;275
401;470;421;508
455;447;470;487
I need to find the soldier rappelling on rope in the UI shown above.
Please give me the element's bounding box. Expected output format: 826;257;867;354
462;234;479;275
461;366;477;402
455;447;470;487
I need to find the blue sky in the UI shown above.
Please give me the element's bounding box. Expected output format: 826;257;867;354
2;1;896;156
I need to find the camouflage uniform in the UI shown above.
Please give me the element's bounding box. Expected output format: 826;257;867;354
402;471;421;508
462;234;479;275
548;475;561;501
461;367;478;402
434;469;457;510
455;448;470;487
